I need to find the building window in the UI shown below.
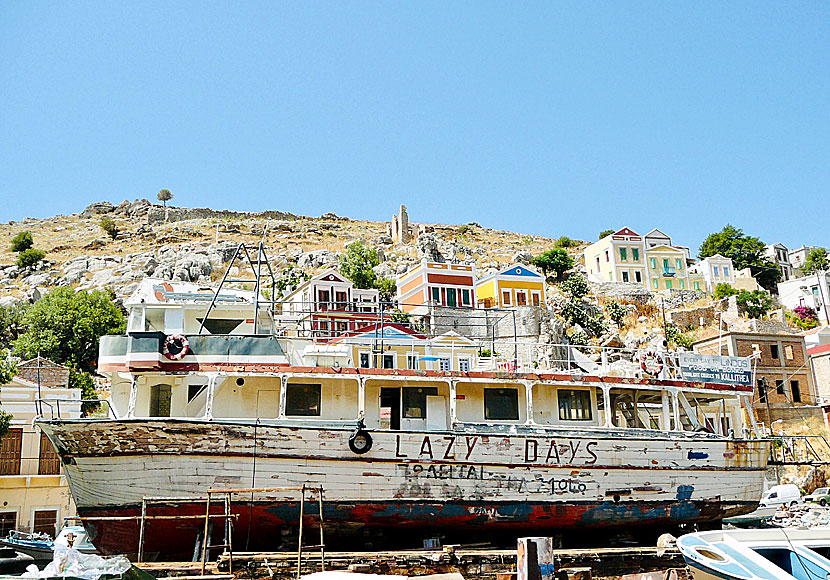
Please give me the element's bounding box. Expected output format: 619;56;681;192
337;321;348;333
558;389;593;421
605;250;609;262
632;248;639;261
650;258;657;269
38;432;60;476
502;290;511;306
532;292;541;306
407;354;418;370
438;358;450;372
792;380;801;403
676;259;683;270
335;291;347;309
458;358;470;372
149;384;171;417
758;379;767;403
665;280;672;289
652;279;659;289
32;509;58;537
770;345;779;359
0;513;16;537
432;287;440;302
402;387;438;419
516;291;527;306
318;290;330;310
713;266;720;277
776;379;785;395
679;279;685;289
0;428;23;476
596;257;600;270
462;289;470;306
382;354;395;369
693;281;700;290
484;388;519;420
634;271;642;283
622;271;629;283
663;259;670;271
446;288;458;307
723;266;730;277
620;248;627;261
359;352;370;368
285;383;321;416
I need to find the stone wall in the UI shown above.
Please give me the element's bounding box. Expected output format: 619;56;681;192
669;305;716;330
147;205;298;225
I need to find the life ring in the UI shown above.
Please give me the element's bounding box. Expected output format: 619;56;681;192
162;334;189;360
640;350;663;375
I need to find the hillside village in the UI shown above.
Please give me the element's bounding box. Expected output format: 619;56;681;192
2;198;830;539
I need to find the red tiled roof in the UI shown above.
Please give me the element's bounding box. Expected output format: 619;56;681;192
808;343;830;356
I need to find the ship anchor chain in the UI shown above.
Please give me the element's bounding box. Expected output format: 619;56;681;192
349;418;373;454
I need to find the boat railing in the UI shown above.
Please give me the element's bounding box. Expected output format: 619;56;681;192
768;434;830;465
37;397;117;420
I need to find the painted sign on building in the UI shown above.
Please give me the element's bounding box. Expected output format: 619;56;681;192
678;353;752;386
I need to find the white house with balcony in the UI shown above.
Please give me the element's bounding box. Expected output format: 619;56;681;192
766;243;794;281
778;272;830;326
688;254;736;292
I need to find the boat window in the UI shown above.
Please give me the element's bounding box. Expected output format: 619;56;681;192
188;384;206;403
558;389;592;421
753;548;829;580
285;383;321;416
149;384;172;417
484;388;519;420
402;387;439;419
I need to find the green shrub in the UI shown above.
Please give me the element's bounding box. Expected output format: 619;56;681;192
713;283;739;300
457;224;471;235
16;248;45;268
555;236;579;249
100;216;119;240
605;300;627;326
736;290;773;319
666;324;694;349
10;231;33;252
561;274;589;299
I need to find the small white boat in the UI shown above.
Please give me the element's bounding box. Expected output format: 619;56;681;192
677;527;830;580
0;525;97;561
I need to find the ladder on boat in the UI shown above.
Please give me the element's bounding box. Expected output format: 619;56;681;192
768;435;830;465
201;491;234;575
297;484;326;579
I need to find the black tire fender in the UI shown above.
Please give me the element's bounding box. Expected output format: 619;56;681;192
349;429;373;454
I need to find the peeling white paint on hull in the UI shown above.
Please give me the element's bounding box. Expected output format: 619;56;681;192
38;419;769;557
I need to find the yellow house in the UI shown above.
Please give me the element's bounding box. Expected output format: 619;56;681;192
475;264;546;308
327;324;479;372
583;227;648;286
1;364;81;537
646;244;696;290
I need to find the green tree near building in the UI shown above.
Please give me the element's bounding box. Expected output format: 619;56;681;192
698;225;780;291
338;241;397;304
803;248;829;274
13;287;125;401
531;249;573;281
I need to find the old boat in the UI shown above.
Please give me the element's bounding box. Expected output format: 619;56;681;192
0;526;97;561
36;278;771;559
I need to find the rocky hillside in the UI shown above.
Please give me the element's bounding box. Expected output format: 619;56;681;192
0;200;569;305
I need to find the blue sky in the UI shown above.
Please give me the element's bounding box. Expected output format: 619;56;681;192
2;3;828;253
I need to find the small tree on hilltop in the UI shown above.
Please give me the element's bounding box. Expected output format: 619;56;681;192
605;300;627;326
803;248;829;274
555;236;579;249
157;189;173;207
100;216;119;240
10;231;33;252
598;229;615;240
531;249;573;281
16;248;45;268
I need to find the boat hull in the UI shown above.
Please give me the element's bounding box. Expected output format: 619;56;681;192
39;419;770;559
